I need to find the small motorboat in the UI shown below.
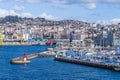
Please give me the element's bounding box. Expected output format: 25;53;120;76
113;67;120;72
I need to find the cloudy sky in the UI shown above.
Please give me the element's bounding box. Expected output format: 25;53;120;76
0;0;120;24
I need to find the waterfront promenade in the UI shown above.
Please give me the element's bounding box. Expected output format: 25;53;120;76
0;41;46;46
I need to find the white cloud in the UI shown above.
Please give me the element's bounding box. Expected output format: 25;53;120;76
51;0;68;8
96;20;110;25
84;3;96;9
25;0;120;4
27;0;41;3
80;0;98;3
0;8;9;17
0;8;34;18
1;0;120;4
50;0;97;9
15;0;41;3
1;0;120;10
106;0;120;3
0;0;14;2
111;18;120;24
96;18;120;25
21;12;33;17
0;9;20;17
51;0;68;4
15;0;24;2
39;12;58;20
12;5;25;11
9;10;20;16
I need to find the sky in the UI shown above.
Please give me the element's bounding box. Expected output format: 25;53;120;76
0;0;120;24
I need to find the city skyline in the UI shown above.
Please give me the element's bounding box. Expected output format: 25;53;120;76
0;0;120;24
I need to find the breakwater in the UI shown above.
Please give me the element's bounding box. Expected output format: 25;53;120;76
54;57;120;71
10;51;55;64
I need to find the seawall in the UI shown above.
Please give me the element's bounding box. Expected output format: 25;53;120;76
54;57;120;71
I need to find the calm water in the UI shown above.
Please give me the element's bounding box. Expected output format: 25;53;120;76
0;46;120;80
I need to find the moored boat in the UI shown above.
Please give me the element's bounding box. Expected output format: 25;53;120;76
113;67;120;71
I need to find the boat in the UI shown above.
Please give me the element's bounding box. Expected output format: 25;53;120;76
113;67;120;71
31;43;40;46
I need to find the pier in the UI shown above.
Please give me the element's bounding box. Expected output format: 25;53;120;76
0;42;46;46
10;51;55;64
54;56;120;71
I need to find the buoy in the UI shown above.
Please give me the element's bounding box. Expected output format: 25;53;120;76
23;53;27;61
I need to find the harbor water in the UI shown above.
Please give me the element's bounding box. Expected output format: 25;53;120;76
0;46;120;80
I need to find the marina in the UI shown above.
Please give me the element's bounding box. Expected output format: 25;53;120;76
9;43;120;71
54;56;120;71
0;46;120;80
53;44;120;71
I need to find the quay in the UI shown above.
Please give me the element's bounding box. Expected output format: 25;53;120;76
54;56;120;71
0;42;46;46
10;51;55;64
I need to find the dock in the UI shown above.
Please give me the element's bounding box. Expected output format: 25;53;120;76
54;57;120;71
0;42;46;46
10;51;55;64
